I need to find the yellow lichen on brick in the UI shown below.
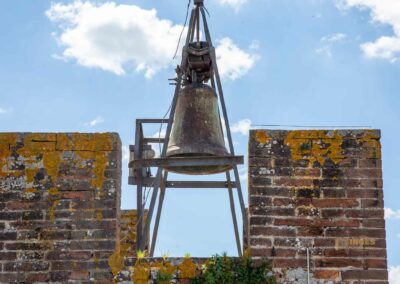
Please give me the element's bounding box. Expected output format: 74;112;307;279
284;130;344;166
23;133;56;153
48;199;61;220
358;130;381;159
25;168;37;184
132;263;150;284
108;242;131;276
0;133;18;176
43;151;62;221
42;152;61;181
92;152;108;198
75;151;108;198
96;211;104;221
57;133;113;151
255;131;271;144
179;258;197;278
155;261;176;282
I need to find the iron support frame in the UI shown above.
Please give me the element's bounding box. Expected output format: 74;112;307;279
131;1;247;256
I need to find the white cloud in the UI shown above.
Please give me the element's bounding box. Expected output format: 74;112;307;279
231;119;252;135
216;38;258;80
46;1;185;78
0;107;13;114
249;40;260;50
84;116;104;127
150;127;166;157
47;1;257;80
385;208;400;219
316;33;347;57
337;0;400;62
122;145;130;162
239;166;248;181
152;127;166;139
216;0;248;11
390;266;400;284
322;33;347;42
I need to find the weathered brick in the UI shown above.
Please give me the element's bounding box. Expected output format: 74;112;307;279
341;269;388;280
313;269;339;279
0;252;17;260
51;260;109;270
316;258;363;268
0;273;24;283
248;130;387;282
366;259;387;269
0;232;17;240
70;270;89;280
250;226;297;237
26;273;50;282
69;240;115;250
249;237;272;247
46;251;92;261
4;261;49;272
325;228;385;238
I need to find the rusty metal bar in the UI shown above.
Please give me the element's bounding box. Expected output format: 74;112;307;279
135;120;143;250
196;6;200;43
139;5;196;249
166;181;237;188
150;171;168;257
201;7;248;246
143;137;165;144
129;177;237;188
136;119;170;124
226;171;242;257
129;155;243;169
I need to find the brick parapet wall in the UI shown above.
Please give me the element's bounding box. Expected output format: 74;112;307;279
248;129;388;283
0;133;121;283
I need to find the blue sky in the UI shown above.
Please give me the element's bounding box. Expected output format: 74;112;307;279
1;0;399;280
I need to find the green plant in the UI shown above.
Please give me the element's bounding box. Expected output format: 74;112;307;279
192;253;275;284
233;254;275;284
156;269;174;284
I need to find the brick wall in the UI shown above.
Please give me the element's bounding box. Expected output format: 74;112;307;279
248;129;388;283
0;133;121;283
1;130;389;283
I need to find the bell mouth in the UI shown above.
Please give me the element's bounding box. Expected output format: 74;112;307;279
165;165;233;175
164;154;233;175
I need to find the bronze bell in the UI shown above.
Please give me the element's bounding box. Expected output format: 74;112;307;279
166;82;231;175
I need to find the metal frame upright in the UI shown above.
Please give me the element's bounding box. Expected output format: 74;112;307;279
129;0;248;257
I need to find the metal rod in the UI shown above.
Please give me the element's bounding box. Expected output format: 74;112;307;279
136;119;170;124
166;181;237;188
130;177;237;188
196;7;200;43
201;7;248;239
139;7;195;249
307;247;310;284
129;156;243;168
143;138;165;144
150;171;168;257
135;120;143;250
226;171;242;257
189;8;196;43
